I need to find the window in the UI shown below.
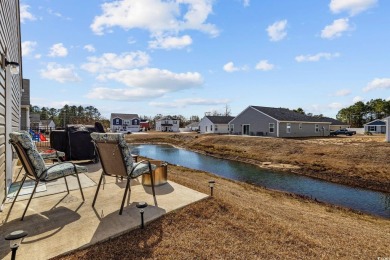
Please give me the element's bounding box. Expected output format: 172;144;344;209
211;125;213;131
299;123;302;130
173;120;177;124
230;124;234;132
115;119;120;124
369;126;376;131
286;123;291;133
269;123;275;133
315;124;319;132
205;126;208;132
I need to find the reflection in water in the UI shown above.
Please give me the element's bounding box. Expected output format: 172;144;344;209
131;144;390;219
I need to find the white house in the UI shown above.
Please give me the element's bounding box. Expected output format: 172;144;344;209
199;116;235;134
186;121;200;131
110;113;140;133
155;116;180;132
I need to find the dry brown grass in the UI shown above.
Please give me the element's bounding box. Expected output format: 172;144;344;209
125;132;390;192
54;164;390;259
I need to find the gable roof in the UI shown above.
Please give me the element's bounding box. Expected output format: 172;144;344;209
110;113;139;120
251;106;332;123
40;120;54;126
205;116;235;124
186;121;199;127
365;119;386;126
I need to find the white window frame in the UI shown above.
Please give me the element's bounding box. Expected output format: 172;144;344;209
115;119;120;124
230;124;234;132
269;123;275;133
369;125;376;132
286;123;291;133
210;125;213;131
315;124;319;132
215;124;218;131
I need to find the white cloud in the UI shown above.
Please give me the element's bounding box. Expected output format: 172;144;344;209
48;43;68;57
20;4;36;23
81;51;150;73
255;60;274;71
83;44;96;53
91;0;219;40
149;35;192;49
363;78;390;92
97;68;203;90
243;0;250;7
21;41;37;56
223;62;239;72
150;98;230;108
321;18;350;39
328;102;343;110
40;62;81;83
353;96;364;103
266;20;287;42
87;87;164;101
34;54;42;59
332;89;351;96
88;68;203;101
330;0;377;16
295;52;340;62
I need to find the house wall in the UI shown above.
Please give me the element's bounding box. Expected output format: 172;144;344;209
0;0;22;204
364;125;386;133
155;119;180;132
199;117;212;133
229;107;278;137
214;124;230;134
278;122;330;137
330;125;349;131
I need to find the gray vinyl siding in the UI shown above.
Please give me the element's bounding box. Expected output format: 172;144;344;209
199;117;213;133
0;0;22;204
229;107;278;137
278;122;330;137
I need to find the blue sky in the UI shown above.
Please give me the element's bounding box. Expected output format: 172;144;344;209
20;0;390;119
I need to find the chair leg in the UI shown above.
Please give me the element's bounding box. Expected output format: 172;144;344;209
7;175;27;217
15;167;24;182
149;163;156;198
21;180;39;221
92;174;104;208
75;173;85;201
64;176;70;193
119;178;131;215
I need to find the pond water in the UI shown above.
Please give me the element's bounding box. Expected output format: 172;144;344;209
131;144;390;219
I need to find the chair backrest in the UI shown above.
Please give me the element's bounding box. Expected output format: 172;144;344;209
9;131;47;179
91;133;134;177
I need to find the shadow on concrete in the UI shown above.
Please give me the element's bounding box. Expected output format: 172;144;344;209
90;202;166;245
0;205;82;259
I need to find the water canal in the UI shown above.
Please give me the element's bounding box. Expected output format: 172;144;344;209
131;144;390;218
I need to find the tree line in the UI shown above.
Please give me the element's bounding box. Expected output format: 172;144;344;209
336;98;390;127
30;105;110;129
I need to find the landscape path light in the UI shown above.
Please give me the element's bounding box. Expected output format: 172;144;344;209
208;180;215;196
5;230;28;260
136;201;148;229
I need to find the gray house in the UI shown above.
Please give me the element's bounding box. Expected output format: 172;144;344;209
0;0;23;206
364;119;386;133
229;106;331;137
199;116;235;134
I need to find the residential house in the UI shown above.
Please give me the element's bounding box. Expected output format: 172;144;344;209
229;106;331;137
30;113;56;132
155;116;180;132
110;113;140;133
316;117;350;131
364;119;386;133
199;116;235;134
186;121;200;131
0;0;23;204
140;120;150;130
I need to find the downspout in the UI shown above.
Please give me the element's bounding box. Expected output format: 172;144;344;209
276;121;280;137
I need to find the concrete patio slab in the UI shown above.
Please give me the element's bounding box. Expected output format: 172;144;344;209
0;162;208;260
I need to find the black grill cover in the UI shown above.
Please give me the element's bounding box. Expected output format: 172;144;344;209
66;124;97;161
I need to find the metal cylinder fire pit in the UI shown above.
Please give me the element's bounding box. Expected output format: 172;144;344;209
142;160;168;186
